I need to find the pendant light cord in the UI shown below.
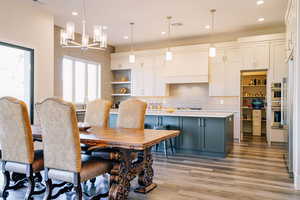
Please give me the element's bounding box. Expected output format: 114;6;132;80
167;16;172;51
130;22;134;53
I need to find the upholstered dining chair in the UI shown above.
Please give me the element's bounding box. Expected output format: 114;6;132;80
81;99;112;155
117;99;147;129
88;99;147;171
0;97;45;200
36;98;112;200
84;99;112;127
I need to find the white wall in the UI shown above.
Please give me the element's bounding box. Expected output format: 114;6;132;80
0;0;54;122
293;0;300;190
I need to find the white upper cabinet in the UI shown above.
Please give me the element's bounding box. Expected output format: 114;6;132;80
111;54;136;70
270;41;288;82
163;45;209;83
131;54;169;97
209;44;241;97
239;42;270;70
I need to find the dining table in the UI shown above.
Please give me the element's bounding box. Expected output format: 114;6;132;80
31;125;180;200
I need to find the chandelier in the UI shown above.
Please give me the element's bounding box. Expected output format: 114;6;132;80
60;0;108;50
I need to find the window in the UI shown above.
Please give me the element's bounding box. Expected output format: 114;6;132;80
0;42;34;123
62;56;101;103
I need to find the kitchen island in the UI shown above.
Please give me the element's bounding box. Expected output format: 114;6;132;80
109;109;234;157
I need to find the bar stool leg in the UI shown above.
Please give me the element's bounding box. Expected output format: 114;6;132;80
163;140;168;158
169;139;174;155
155;144;159;152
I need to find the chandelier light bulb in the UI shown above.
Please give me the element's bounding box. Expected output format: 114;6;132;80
209;45;216;57
165;51;173;61
60;30;68;45
93;25;102;43
82;35;89;50
129;54;135;63
66;22;75;40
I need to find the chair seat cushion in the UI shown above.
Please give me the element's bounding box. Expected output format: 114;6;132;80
48;155;112;183
4;150;44;173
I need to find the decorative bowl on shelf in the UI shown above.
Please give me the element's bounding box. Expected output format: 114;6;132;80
119;88;128;94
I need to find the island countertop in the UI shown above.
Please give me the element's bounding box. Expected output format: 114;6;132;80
110;109;234;118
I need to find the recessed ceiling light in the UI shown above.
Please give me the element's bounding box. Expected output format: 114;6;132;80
123;36;129;39
256;0;264;5
161;31;166;35
205;25;210;29
72;11;78;16
258;17;265;22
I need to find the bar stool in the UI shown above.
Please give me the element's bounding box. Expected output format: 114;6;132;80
154;125;175;157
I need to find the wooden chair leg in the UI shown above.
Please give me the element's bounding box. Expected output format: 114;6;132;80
25;165;34;200
74;173;82;200
0;171;10;199
43;169;53;200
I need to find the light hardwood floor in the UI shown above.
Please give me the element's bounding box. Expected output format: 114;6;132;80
3;136;300;200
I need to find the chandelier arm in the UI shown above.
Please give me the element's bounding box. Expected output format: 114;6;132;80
88;43;100;47
88;47;106;50
69;41;81;46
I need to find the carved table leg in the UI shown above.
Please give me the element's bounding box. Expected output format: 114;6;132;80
134;148;157;194
109;150;131;200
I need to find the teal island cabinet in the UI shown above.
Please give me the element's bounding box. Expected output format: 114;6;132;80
109;112;234;157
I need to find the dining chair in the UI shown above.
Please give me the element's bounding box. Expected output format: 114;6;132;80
84;99;112;127
88;99;147;163
36;98;112;200
81;99;112;154
0;97;45;200
117;99;147;129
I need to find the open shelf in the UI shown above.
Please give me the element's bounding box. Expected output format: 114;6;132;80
242;85;266;87
111;94;131;97
111;81;131;85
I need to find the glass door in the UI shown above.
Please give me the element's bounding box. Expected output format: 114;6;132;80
0;42;34;123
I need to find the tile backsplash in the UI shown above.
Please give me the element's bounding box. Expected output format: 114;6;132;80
136;83;239;111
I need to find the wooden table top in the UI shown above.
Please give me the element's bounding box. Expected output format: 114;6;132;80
32;125;180;150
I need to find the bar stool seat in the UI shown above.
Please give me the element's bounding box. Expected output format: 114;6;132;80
154;125;175;157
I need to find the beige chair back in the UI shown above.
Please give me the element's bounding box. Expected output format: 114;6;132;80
85;99;112;128
117;99;147;129
36;98;81;172
0;97;34;164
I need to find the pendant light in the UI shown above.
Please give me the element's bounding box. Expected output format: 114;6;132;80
209;9;217;58
165;16;173;61
129;22;135;63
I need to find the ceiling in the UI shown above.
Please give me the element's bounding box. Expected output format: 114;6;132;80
34;0;288;46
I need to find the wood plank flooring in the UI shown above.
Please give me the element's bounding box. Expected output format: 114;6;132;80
2;135;300;200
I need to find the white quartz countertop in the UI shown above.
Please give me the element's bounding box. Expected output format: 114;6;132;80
110;109;234;118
